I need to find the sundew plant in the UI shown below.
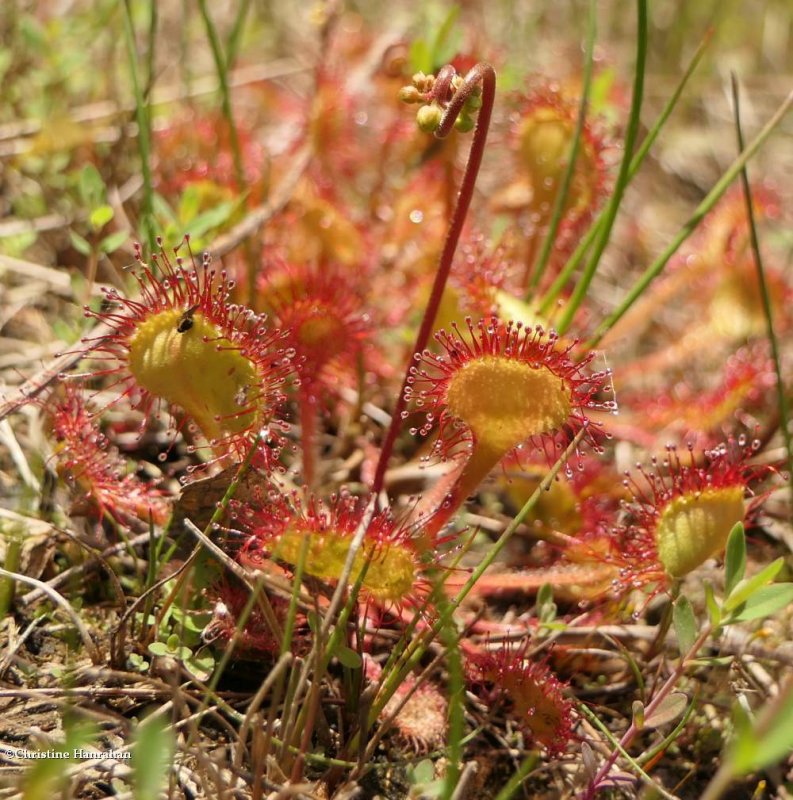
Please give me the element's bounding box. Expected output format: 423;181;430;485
1;2;793;798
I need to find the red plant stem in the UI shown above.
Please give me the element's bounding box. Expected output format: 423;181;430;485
581;623;713;799
370;62;496;501
299;389;318;490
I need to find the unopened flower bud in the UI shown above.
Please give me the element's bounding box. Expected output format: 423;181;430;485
412;71;435;93
416;102;443;133
454;112;475;133
398;85;422;104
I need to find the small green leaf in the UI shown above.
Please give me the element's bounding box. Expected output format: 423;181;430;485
89;204;114;231
430;6;461;69
185;649;215;681
51;319;77;343
410;758;435;785
69;230;92;256
152;192;177;223
0;230;37;256
730;583;793;623
128;652;149;672
704;581;721;628
184;199;239;240
99;230;128;254
179;185;201;222
537;583;554;607
335;645;362;669
78;164;105;206
727;699;756;773
724;522;746;597
131;715;175;800
590;67;617;116
732;684;793;774
409;38;432;74
644;692;688;729
147;642;171;657
724;558;784;612
673;596;697;656
172;610;213;635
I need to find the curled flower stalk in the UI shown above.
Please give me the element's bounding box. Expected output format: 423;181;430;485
372;61;497;500
81;240;292;470
409;317;612;539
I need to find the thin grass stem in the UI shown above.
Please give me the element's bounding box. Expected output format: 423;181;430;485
555;0;648;335
492;752;539;800
588;89;793;347
438;593;465;800
196;0;246;191
226;0;253;69
120;0;156;255
526;0;597;294
538;27;713;317
731;74;793;509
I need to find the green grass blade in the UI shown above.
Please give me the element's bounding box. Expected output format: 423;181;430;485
226;0;253;69
538;27;712;317
120;0;156;255
197;0;246;191
588;89;793;347
731;74;793;509
526;0;597;293
554;0;648;335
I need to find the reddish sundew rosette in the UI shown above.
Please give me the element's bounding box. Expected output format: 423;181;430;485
607;438;770;591
625;346;776;443
466;644;576;756
449;233;543;328
82;241;292;470
363;655;448;753
271;185;366;267
693;183;781;273
234;493;429;610
492;83;610;270
258;258;372;485
48;385;170;528
291;70;367;189
154;112;266;200
202;580;309;657
408;317;613;537
611;184;784;346
259;260;371;397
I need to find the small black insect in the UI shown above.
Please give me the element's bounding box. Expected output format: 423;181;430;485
177;304;199;333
